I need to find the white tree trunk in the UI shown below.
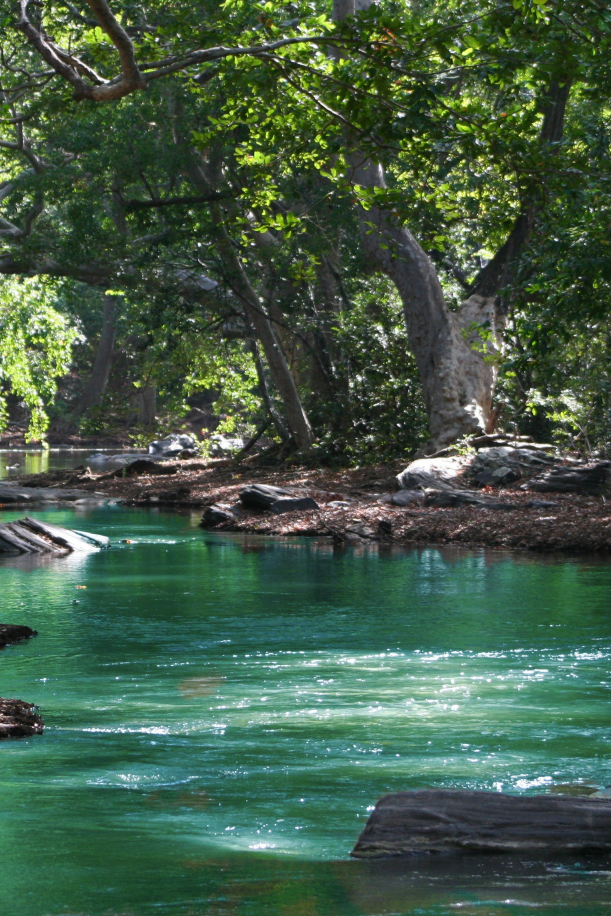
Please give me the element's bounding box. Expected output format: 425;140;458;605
348;158;503;450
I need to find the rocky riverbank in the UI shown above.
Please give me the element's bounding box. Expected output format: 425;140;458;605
10;455;611;553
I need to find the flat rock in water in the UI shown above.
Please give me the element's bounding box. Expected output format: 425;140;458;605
0;697;43;739
351;789;611;857
0;624;37;648
0;517;105;555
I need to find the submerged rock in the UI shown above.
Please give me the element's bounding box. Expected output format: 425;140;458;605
0;698;43;739
351;789;611;858
0;624;37;648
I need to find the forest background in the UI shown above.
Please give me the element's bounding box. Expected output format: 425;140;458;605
0;0;610;462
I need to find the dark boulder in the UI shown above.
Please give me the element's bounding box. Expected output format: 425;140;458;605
0;624;37;648
239;484;294;510
269;496;320;514
0;698;43;739
200;504;237;527
528;462;611;495
351;788;611;858
108;458;178;477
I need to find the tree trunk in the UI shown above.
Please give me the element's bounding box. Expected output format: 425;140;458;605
71;294;117;418
207;200;314;450
347;150;503;451
334;2;569;451
182;154;314;450
136;383;157;426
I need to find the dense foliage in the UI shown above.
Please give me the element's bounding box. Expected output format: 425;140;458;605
0;0;609;455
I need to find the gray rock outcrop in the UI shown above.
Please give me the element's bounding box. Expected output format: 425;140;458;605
148;434;196;457
351;789;611;857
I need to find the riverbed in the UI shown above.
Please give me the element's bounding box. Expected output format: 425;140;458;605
2;506;611;915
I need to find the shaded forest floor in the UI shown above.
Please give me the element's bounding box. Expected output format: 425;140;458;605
12;459;611;554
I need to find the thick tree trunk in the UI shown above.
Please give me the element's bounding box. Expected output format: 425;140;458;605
347;156;503;450
335;2;569;450
71;294;117;418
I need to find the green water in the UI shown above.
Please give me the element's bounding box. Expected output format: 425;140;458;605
2;507;611;916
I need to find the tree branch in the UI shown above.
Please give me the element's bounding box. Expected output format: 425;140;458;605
469;80;572;302
121;192;229;209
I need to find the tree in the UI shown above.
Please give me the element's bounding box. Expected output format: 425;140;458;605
2;0;611;452
0;277;79;440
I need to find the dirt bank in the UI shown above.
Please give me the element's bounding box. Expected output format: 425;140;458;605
11;460;611;554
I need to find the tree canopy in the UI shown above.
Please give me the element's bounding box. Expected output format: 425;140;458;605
0;0;610;455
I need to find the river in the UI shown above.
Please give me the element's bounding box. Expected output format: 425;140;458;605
2;506;611;915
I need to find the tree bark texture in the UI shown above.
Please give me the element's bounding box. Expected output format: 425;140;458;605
71;293;116;417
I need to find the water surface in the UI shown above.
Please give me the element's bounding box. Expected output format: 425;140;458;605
2;507;611;916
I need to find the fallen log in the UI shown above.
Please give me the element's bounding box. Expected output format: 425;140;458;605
0;624;37;648
0;698;43;739
351;789;611;858
0;517;107;555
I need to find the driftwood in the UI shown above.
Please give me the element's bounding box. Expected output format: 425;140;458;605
0;517;108;555
0;698;43;739
0;624;37;648
351;789;611;858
